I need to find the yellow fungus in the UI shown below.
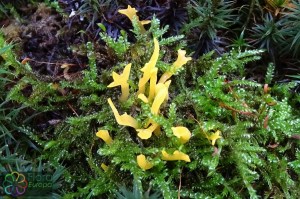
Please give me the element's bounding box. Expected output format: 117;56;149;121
148;68;158;102
151;85;168;115
155;81;171;102
118;5;150;33
107;63;131;102
138;93;149;103
158;72;172;84
171;126;191;144
96;130;113;145
173;49;192;71
118;5;138;21
137;154;153;170
141;20;151;25
136;122;159;139
159;49;191;83
153;125;161;136
138;38;159;94
107;98;139;129
161;150;190;162
207;130;222;146
101;163;109;172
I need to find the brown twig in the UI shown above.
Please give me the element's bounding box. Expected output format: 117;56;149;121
21;57;77;66
178;168;182;199
67;102;79;117
219;102;255;116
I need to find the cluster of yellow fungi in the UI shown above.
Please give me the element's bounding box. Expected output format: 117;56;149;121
96;5;222;171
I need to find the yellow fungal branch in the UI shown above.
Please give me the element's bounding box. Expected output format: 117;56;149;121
107;98;139;128
173;49;192;71
138;93;149;103
153;125;161;136
107;63;131;102
151;84;168;115
207;130;222;146
159;49;192;84
118;5;137;21
136;122;159;139
161;150;191;162
148;68;158;102
101;163;109;172
138;38;160;95
96;130;113;145
118;5;150;33
137;154;153;170
155;81;171;102
172;126;191;144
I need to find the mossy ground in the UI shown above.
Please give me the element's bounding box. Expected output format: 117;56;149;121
0;1;300;198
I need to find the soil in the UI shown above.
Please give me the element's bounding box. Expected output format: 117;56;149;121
1;3;116;82
0;2;119;134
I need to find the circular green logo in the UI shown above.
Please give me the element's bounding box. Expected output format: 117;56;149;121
3;171;28;197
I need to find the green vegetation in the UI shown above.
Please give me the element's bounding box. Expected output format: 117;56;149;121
0;0;299;198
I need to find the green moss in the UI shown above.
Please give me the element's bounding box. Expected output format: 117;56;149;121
1;14;299;198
